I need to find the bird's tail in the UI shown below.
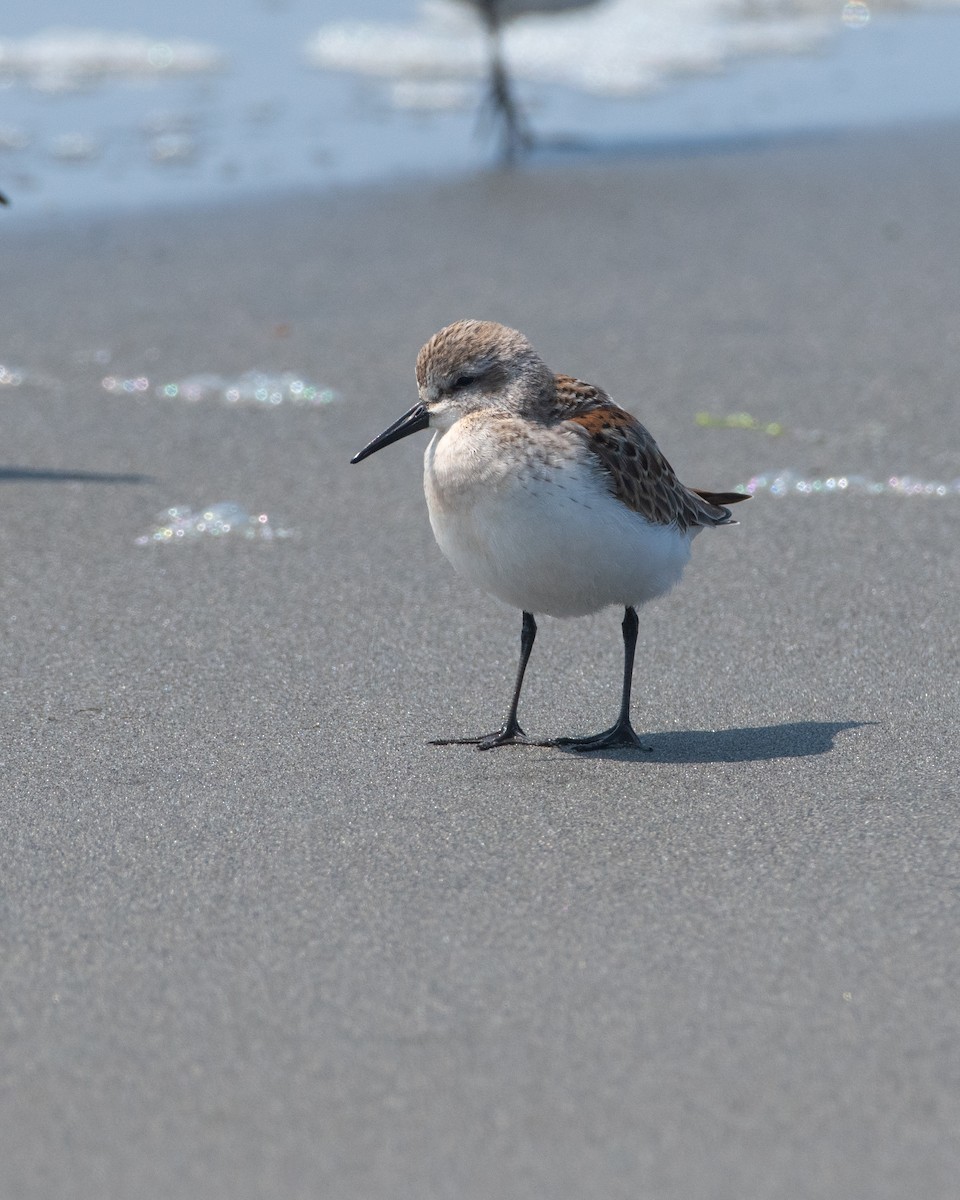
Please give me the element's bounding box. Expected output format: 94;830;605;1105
689;488;750;526
692;490;750;507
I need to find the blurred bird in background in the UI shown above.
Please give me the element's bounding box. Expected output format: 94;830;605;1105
467;0;601;160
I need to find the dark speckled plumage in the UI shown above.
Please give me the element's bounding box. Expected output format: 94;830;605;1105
552;374;747;532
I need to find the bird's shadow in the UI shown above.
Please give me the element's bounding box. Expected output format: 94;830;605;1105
551;720;871;764
0;466;153;485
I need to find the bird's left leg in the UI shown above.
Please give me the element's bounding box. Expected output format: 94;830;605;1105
479;21;534;164
552;606;653;752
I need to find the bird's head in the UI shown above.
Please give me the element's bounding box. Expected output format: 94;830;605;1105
351;319;552;463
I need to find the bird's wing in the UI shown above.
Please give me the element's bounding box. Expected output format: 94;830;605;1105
553;374;744;531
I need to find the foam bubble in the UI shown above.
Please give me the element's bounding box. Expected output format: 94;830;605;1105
101;370;339;407
135;503;294;545
305;0;833;102
739;470;960;498
0;364;57;389
49;132;101;162
842;3;871;30
160;371;339;406
149;133;198;165
0;365;26;388
0;126;29;151
0;28;224;93
102;375;150;394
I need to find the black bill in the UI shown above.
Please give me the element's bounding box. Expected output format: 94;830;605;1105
351;403;430;464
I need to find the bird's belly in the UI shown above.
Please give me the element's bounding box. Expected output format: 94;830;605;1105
425;451;692;618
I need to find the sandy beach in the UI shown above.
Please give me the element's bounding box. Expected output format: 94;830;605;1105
1;119;959;1197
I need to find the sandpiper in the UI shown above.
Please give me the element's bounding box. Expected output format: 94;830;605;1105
352;319;747;751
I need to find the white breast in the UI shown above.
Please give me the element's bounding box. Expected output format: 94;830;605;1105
423;421;693;619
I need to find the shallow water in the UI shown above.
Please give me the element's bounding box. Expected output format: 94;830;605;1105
2;1;960;219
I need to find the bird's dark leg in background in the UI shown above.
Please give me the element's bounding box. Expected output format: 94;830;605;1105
433;610;538;749
475;2;534;163
553;606;653;752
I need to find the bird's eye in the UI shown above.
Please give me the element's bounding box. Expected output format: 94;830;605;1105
449;372;476;391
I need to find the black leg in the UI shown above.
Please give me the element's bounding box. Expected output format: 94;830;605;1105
553;607;652;753
489;52;533;164
477;22;533;165
614;604;640;731
432;611;540;750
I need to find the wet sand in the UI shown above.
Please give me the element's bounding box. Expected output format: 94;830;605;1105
1;122;959;1198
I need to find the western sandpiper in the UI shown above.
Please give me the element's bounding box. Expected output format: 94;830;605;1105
352;319;747;751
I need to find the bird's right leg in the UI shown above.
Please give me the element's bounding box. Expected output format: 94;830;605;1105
552;606;653;752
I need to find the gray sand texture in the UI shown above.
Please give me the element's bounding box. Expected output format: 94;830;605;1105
1;123;959;1198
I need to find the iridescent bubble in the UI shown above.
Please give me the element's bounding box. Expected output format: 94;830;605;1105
155;370;339;407
135;502;294;545
741;470;960;498
842;2;871;30
103;369;338;407
146;43;174;70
